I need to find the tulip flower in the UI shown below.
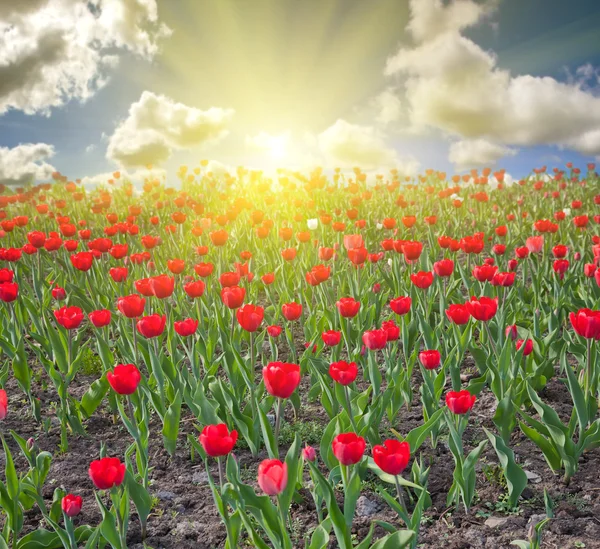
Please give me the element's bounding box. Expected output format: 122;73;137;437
61;494;82;517
329;360;358;386
389;296;411;316
149;275;175;299
0;389;7;420
445;390;476;415
267;325;282;338
302;445;316;462
236;304;264;332
183;280;205;299
332;432;365;466
257;459;288;496
433;259;454;277
107;364;141;395
263;362;300;399
200;424;238;458
516;339;534;356
419;350;441;370
174;318;199;337
362;328;387;350
88;457;126;490
0;282;18;303
281;302;302;321
136;314;166;338
117;295;145;318
445;304;471;325
466;296;497;321
381;320;399;341
373;439;410;476
54;306;84;330
70;251;94;271
336;297;360;318
410;271;434;289
89;309;111;328
221;286;245;309
321;330;341;346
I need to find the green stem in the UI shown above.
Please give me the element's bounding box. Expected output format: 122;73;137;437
343;385;358;433
274;398;284;457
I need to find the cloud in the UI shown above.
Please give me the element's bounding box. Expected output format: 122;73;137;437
374;88;403;125
385;0;600;157
449;139;516;170
246;131;290;154
318;119;418;175
106;91;234;167
0;0;171;115
0;143;56;186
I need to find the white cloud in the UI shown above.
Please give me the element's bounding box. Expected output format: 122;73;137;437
318;119;418;174
385;0;600;157
106;91;234;167
0;143;56;186
85;144;97;154
449;139;516;170
0;0;171;115
374;88;402;125
407;0;498;43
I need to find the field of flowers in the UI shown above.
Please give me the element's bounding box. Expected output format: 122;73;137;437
0;164;599;548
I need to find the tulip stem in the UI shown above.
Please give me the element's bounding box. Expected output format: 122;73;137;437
483;322;497;357
131;319;139;365
394;475;408;518
585;337;593;401
344;385;358;433
274;398;284;457
217;457;224;491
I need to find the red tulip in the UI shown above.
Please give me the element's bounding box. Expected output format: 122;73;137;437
0;389;7;420
89;309;111;328
109;267;128;282
194;263;214;278
446;303;471;326
221;286;245;309
236;304;264;332
174;318;199;336
516;339;534;356
570;309;600;339
505;324;518;340
433;259;454;277
492;272;515;287
88;457;126;490
0;269;13;283
552;245;568;258
445;390;476;414
261;272;275;285
136;314;166;338
107;364;141;395
262;362;301;399
336;297;360;318
302;445;317;462
329;360;358;385
184;280;205;299
466;296;497;321
27;231;46;248
61;494;82;517
472;264;498;282
167;259;185;274
220;271;240;288
362;328;387;350
54;306;84;330
390;296;411;316
282;302;302;321
321;330;341;346
381;320;399;341
70;251;94;272
410;271;434;289
0;282;18;302
117;295;145;318
199;424;238;457
402;241;423;261
373;440;410;475
267;325;282;338
258;459;288;495
419;350;441;369
526;236;544;254
332;433;366;465
150;275;175;299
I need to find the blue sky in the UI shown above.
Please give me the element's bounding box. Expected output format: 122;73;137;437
1;0;600;186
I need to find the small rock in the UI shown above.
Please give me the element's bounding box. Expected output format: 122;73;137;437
485;516;509;528
524;470;542;483
266;413;276;426
156;490;176;501
192;471;209;485
528;514;547;526
355;495;379;517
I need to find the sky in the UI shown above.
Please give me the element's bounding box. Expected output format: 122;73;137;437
1;0;600;187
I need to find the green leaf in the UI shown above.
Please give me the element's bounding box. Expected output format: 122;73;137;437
368;530;415;549
80;375;109;418
162;390;182;455
484;428;528;507
307;519;332;549
1;434;19;500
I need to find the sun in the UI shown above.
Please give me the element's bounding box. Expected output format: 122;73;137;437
267;134;288;160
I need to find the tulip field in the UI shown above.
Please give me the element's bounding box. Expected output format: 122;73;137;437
1;165;600;548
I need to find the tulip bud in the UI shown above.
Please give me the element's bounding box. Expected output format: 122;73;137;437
302;445;317;462
505;324;518;340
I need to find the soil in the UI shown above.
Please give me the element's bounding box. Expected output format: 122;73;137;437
2;337;600;549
